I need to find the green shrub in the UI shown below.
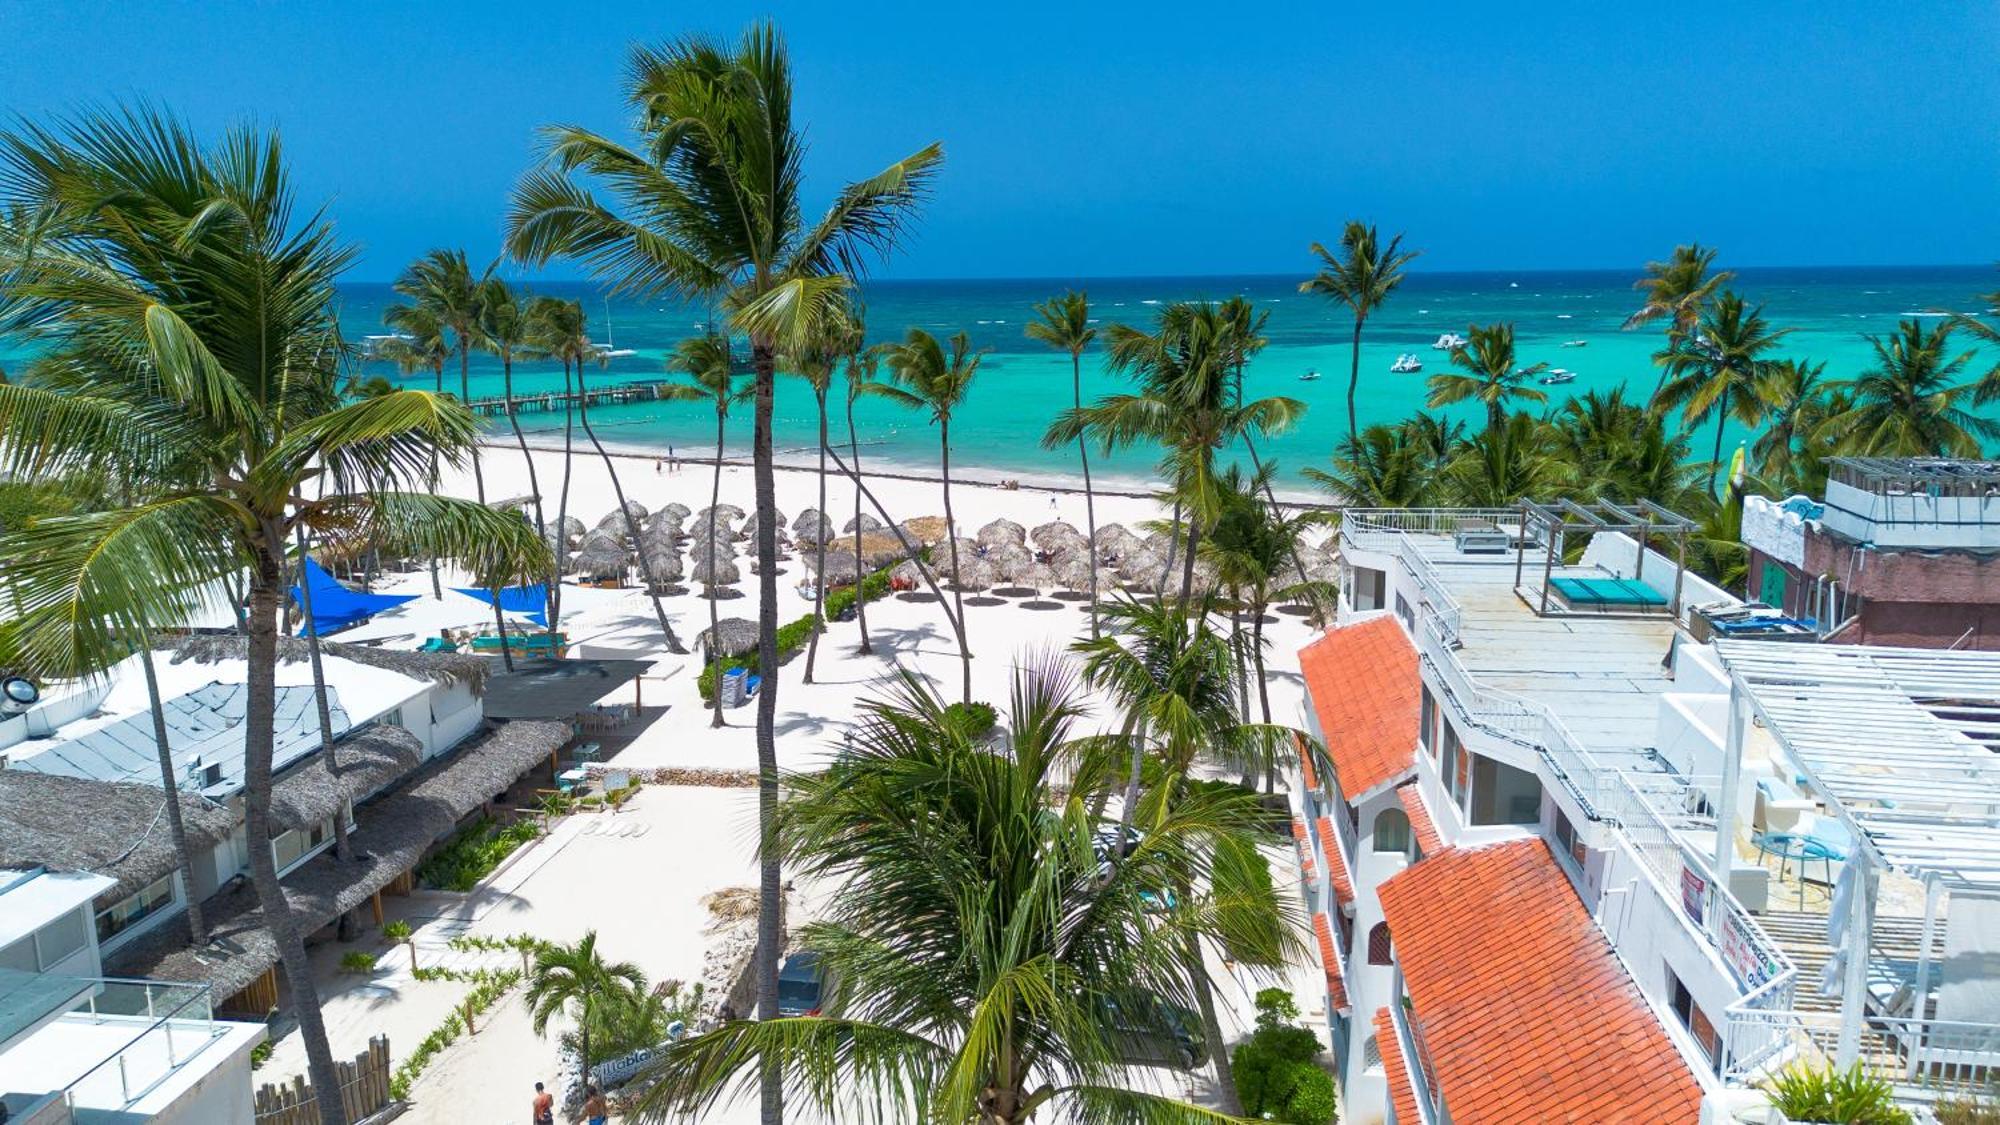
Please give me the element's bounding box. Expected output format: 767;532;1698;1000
1765;1062;1911;1125
1233;988;1336;1125
249;1040;273;1070
416;816;542;892
383;920;412;943
387;968;521;1100
1285;1066;1337;1124
1936;1090;2000;1125
339;951;379;974
941;700;998;740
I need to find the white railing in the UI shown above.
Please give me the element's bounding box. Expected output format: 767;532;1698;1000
1721;1006;2000;1100
1398;539;1465;645
1344;508;1521;535
56;979;221;1118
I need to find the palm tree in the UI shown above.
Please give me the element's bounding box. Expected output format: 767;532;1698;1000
790;307;853;685
1027;291;1101;635
876;329;982;703
1200;471;1334;745
665;333;740;727
1073;598;1307;1112
1752;359;1831;494
524;930;648;1082
1826;318;1998;458
1654;292;1790;495
1300;220;1420;445
524;296;592;626
1304;422;1439;508
392;249;486;501
1426;322;1547;430
1438;411;1570;506
378;306;452;597
0;108;548;1125
1624;243;1733;332
477;278;544;540
1946;275;2000;395
1551;387;1703;507
1049;303;1304;604
838;311;878;655
505;27;941;1121
633;657;1290;1123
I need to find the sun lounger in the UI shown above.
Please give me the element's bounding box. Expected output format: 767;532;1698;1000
1550;576;1668;608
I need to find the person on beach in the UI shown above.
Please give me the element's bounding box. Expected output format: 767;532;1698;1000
583;1084;609;1125
531;1080;554;1125
655;457;664;474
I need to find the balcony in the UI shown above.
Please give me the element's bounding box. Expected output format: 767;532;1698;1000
0;978;244;1124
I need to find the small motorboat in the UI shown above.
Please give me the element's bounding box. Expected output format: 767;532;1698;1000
1390;354;1423;374
1298;369;1321;382
1432;332;1468;350
1539;368;1577;386
1559;339;1588;348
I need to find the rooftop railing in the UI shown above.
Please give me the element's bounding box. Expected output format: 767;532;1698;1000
54;978;223;1120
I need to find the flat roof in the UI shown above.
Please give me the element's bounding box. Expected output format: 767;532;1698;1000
478;658;651;720
0;869;116;950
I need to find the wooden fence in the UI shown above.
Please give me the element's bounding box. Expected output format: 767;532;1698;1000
254;1036;392;1124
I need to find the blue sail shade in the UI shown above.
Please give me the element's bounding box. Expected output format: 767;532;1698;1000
291;558;418;636
452;584;550;627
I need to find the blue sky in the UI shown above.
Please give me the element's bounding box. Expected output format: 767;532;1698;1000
4;1;1995;280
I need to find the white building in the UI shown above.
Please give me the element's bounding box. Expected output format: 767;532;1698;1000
1295;504;2000;1123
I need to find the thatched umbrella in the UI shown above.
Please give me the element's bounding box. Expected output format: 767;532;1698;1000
487;494;537;513
891;559;927;587
655;502;692;525
1013;560;1058;592
1031;520;1085;555
1116;545;1163;585
696;504;745;530
900;516;948;545
842;513;883;535
696;617;759;659
742;509;790;546
1052;554;1097;596
806;550;862;586
571;532;629;581
1094;524;1143;564
619;498;649;524
558;515;586;543
592;509;631;536
977;518;1026;549
791;508;832;546
640;539;683;588
691;554;742;589
953;556;999;593
855;531;913;569
989;542;1036;581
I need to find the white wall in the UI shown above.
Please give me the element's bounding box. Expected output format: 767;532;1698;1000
1581;531;1737;609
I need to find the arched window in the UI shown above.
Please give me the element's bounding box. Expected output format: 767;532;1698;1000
1362;1034;1383;1072
1367;922;1393;965
1373;807;1411;854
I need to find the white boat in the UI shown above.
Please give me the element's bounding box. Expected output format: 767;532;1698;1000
1390;354;1423;374
1432;332;1468;350
1539;368;1577;386
1559;339;1588;348
594;297;638;358
1298;369;1321;382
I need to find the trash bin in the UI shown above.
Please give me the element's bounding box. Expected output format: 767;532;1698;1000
721;668;749;709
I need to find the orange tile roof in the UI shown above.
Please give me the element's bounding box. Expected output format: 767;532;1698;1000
1299;616;1421;802
1314;814;1355;906
1397;783;1445;856
1376;839;1703;1124
1312;910;1350;1013
1374;1007;1423;1125
1299;734;1321;793
1290;817;1317;882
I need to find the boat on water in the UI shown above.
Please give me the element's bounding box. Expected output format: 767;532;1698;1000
1539;368;1577;386
594;296;639;358
1390;354;1423;374
1432;332;1468;350
1559;339;1588;348
1299;369;1321;382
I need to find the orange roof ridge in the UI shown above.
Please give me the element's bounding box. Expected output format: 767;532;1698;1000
1312;910;1350;1013
1396;783;1446;856
1298;615;1421;802
1374;1007;1423;1125
1314;813;1355;905
1376;838;1703;1122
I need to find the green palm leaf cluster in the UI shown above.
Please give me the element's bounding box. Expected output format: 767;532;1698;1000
0;107;548;1125
633;657;1292;1124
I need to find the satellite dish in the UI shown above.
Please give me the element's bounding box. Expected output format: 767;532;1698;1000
0;677;38;716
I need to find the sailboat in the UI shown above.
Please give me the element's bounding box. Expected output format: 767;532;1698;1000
593;297;638;359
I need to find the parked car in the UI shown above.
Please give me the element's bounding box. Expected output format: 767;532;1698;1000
776;951;825;1017
1103;991;1208;1069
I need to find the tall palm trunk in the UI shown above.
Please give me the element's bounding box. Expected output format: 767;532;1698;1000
1179;522;1201;605
1070;350;1100;638
576;362;685;653
138;643;206;944
707;405;728;729
460;342;485;504
502;348;546;544
1708;385;1730;496
1253;600;1275;791
749;341;784;1125
428;359;444;600
551;358;575;628
1346;317;1364;445
1158;498;1184;597
290;526;352;861
1241;431;1314;594
846;390;872;655
803;387;830;682
1182;899;1238;1112
939;415;971;704
244;548;348;1125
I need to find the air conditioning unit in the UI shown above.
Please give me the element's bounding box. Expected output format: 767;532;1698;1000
186;758;225;789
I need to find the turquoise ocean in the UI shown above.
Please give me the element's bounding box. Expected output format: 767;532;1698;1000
45;267;2000;491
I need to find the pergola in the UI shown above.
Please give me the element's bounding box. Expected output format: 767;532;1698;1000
1711;640;2000;1066
1512;499;1698;617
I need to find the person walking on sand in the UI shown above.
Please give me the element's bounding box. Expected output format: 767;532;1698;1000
583;1084;609;1125
531;1080;554;1125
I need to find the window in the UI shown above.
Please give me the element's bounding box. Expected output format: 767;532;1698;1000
1352;567;1386;612
1362;1034;1382;1072
1441;721;1463;805
1394;593;1413;629
1373;808;1411;854
1420;686;1436;757
1367;923;1393;965
1553;808;1589;870
272;819;333;873
0;936;36;974
96;876;175;944
1667;967;1722;1069
1470;754;1543;826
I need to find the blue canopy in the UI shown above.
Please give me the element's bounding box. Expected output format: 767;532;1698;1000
292;558;417;636
453;583;550;627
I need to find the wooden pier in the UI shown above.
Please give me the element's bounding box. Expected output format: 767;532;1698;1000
464;380;674;417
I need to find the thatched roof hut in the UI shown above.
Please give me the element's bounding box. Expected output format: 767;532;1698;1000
854;531;914;569
988;542;1036;580
696;617;759;659
692;555;742;588
0;770;234;896
695;504;745;532
267;724;422;832
742;509;790;546
169;635;490;691
1013;561;1058;591
977;518;1026;549
108;720;571;1000
899;516;948;546
791;508;832;545
842;513;883;535
571;532;630;581
1053;555;1097;593
954;557;999;592
654;502;691;525
806;550;861;585
1030;520;1086;555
